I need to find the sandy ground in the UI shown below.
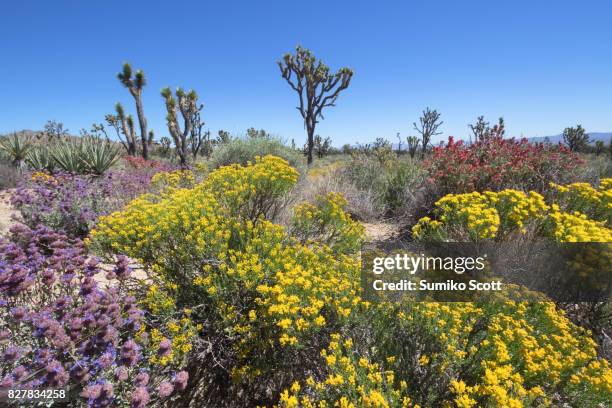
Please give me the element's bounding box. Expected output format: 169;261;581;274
362;222;400;242
0;189;19;236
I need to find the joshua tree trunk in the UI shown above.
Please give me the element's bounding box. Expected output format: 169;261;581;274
117;63;149;160
306;122;315;165
134;96;148;160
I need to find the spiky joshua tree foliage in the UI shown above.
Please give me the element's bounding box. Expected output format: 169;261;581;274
161;87;205;166
406;135;420;158
117;62;149;160
105;103;138;156
563;124;590;152
413;107;443;158
278;45;353;165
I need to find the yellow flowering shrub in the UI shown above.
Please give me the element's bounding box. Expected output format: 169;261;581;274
91;155;368;402
292;192;365;254
279;333;415;408
413;180;612;242
150;168;197;192
550;179;612;224
91;158;611;406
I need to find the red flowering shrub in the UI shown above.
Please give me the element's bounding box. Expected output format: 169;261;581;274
425;136;583;195
123;156;172;172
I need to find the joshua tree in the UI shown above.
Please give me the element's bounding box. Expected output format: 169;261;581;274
246;128;270;139
413;108;443;157
469;116;505;143
217;130;231;144
563;125;589;152
278;45;353;165
117;63;149;160
396;132;402;154
406;135;420;158
42;120;69;141
199;130;213;158
468;116;488;143
312;135;332;158
105;103;138;156
159;136;172;157
161;87;205;166
595;140;605;156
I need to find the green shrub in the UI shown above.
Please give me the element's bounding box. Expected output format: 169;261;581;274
0;160;20;189
43;136;121;175
210;136;306;175
0;132;32;168
341;151;424;217
80;136;122;175
26;145;55;172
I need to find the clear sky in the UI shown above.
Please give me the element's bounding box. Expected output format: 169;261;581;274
1;0;611;146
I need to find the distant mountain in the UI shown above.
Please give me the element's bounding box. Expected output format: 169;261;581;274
527;132;611;145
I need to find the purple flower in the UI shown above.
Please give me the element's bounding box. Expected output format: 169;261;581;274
134;371;149;387
96;351;115;370
3;346;20;363
10;306;27;321
114;255;132;280
12;365;28;380
120;339;140;367
158;381;174;397
157;339;172;357
70;361;90;383
130;386;150;408
115;366;129;382
173;370;189;391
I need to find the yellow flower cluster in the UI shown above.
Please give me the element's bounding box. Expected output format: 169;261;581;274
151;168;197;192
136;283;199;366
279;333;417;408
413;181;612;242
550;179;612;223
30;171;55;183
292;192;365;254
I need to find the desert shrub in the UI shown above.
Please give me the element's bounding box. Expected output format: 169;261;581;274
25;146;56;173
281;300;612;408
426;136;583;197
11;169;156;238
0;161;20;190
0;224;189;407
412;179;612;242
290;161;383;222
340;151;424;218
209;137;306;175
91;156;611;407
48;136;121;175
123;155;173;172
0;133;32;168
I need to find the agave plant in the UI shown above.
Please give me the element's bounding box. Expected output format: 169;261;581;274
51;137;86;173
26;146;56;172
80;136;121;175
0;132;33;167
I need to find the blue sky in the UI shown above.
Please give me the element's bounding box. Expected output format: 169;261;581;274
1;0;611;146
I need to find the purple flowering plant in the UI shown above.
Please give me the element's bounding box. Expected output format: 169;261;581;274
0;224;188;407
11;168;157;238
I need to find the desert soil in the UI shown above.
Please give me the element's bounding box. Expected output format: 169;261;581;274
0;189;19;236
